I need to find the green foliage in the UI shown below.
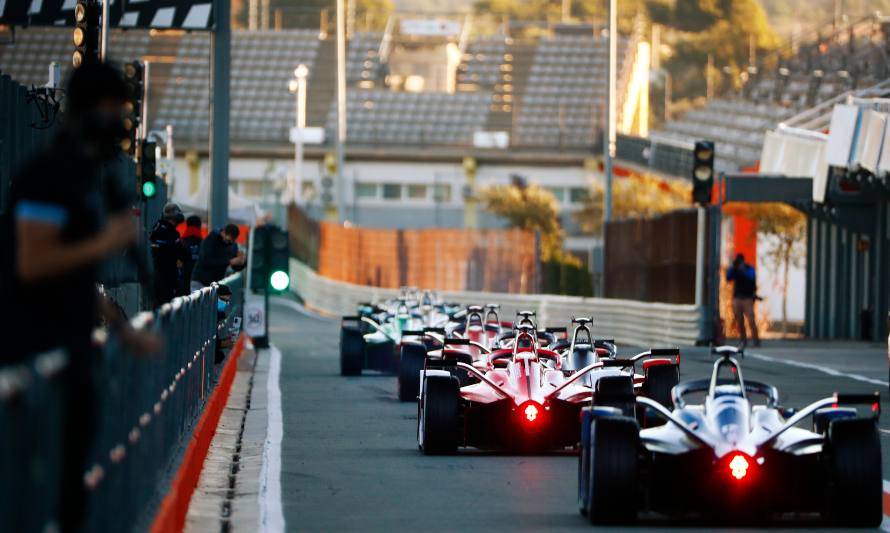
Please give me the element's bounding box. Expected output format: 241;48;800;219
479;183;566;261
542;257;593;296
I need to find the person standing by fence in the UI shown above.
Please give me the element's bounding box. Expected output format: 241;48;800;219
190;223;245;291
149;202;189;305
726;253;761;348
3;62;158;532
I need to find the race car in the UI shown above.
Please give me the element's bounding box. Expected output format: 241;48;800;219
578;345;883;526
417;326;681;454
339;294;457;376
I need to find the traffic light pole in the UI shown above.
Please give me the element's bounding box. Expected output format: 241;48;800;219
209;0;231;230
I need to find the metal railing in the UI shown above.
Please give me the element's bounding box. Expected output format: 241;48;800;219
290;259;703;347
0;272;243;533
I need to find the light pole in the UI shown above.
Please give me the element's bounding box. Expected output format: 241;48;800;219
603;0;617;224
288;64;309;205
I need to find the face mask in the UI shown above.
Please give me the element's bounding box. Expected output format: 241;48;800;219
217;299;229;313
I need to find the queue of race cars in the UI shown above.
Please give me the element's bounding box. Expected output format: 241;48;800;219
339;288;883;526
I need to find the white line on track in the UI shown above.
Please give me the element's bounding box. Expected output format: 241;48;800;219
259;345;285;533
746;351;889;388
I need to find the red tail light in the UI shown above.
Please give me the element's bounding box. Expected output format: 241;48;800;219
728;454;750;480
517;401;545;428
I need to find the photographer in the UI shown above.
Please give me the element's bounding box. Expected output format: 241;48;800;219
726;253;760;348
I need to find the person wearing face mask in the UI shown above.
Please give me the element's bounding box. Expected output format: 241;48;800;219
149;202;190;305
215;284;234;363
3;61;160;533
190;223;246;291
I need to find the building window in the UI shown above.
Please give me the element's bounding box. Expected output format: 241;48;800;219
382;183;402;200
406;184;428;200
545;186;566;203
433;184;452;202
569;187;589;204
355;182;377;199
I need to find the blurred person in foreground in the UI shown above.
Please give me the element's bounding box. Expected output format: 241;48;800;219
4;61;159;532
149;202;189;305
190;223;245;291
181;215;204;292
726;253;761;348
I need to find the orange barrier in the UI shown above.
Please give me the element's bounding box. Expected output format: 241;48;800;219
289;206;539;293
150;334;247;533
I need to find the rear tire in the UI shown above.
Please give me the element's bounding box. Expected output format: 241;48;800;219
340;325;363;376
594;375;635;417
586;416;639;524
578;408;594;516
398;343;426;402
825;418;882;527
419;375;461;454
641;364;679;427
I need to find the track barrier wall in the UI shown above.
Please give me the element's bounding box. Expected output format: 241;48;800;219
0;272;244;533
291;259;704;347
288;204;539;293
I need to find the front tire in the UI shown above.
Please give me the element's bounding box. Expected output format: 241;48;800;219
585;416;639;524
825;418;882;527
419;375;460;454
398;343;426;402
340;325;364;376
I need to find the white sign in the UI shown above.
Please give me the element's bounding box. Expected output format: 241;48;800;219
244;296;266;338
289;126;325;144
399;18;461;37
473;131;510;149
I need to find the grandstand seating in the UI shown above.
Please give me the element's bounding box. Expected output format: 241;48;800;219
155;29;319;144
653;13;889;172
347;32;383;85
328;89;490;145
457;37;507;90
514;34;632;148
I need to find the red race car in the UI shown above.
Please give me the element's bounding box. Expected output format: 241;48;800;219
417;326;680;454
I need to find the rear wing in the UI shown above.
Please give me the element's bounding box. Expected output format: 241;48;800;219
589;347;680;372
757;391;881;447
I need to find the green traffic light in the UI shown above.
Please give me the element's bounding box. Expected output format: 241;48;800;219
142;181;157;198
270;270;290;291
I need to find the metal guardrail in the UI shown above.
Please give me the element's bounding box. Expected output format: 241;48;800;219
290;259;703;347
0;272;243;533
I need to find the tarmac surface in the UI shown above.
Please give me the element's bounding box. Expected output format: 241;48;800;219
269;299;890;532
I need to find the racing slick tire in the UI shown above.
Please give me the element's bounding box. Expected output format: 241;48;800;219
641;364;679;427
398;343;426;402
585;416;639;524
340;325;364;376
419;375;461;455
593;376;636;417
825;418;882;527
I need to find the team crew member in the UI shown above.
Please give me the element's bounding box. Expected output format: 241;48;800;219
726;253;761;348
190;223;245;290
181;215;204;292
149;202;189;304
4;62;159;533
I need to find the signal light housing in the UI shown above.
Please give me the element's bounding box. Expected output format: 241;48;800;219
692;140;715;205
72;0;100;68
139;140;158;199
122;61;144;156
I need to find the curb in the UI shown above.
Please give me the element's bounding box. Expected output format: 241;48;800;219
150;334;247;533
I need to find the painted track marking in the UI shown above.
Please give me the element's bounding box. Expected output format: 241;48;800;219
259;346;285;533
747;351;888;387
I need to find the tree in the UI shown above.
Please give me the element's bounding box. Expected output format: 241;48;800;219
574;173;691;234
479;181;566;261
732;202;806;336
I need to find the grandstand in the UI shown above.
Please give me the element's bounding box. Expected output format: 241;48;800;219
653;13;890;173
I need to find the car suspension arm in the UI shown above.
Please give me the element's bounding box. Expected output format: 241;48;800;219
455;362;512;399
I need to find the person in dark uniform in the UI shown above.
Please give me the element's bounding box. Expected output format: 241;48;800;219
5;61;158;532
149;202;189;305
190;224;245;290
181;215;204;292
726;253;761;348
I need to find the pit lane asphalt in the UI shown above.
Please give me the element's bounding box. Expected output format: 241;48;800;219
269;299;889;532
